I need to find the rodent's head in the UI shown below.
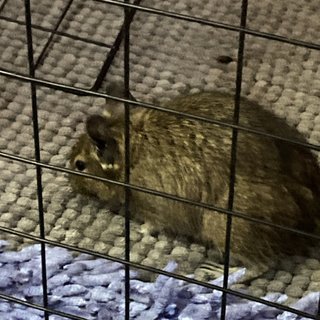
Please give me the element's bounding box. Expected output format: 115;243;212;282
68;114;124;209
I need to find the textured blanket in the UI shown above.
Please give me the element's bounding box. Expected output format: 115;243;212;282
0;242;319;320
0;0;319;318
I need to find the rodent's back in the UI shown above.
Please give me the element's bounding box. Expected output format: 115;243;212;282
129;92;320;259
69;92;320;267
131;91;319;210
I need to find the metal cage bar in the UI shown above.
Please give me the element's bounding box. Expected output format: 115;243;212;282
91;0;141;92
220;1;248;319
34;0;75;69
0;224;318;320
0;0;319;319
23;0;49;319
1;4;319;53
1;148;320;243
0;292;87;320
1;68;319;152
95;0;320;51
0;0;8;14
0;14;113;48
123;0;132;318
1;146;320;245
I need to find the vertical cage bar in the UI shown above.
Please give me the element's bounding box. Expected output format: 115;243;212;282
220;0;248;319
91;0;141;92
24;1;49;319
123;0;131;319
0;0;8;14
34;0;75;69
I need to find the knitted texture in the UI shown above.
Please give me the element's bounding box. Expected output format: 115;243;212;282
0;0;319;311
0;242;319;320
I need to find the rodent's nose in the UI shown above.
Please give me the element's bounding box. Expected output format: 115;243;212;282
75;160;86;171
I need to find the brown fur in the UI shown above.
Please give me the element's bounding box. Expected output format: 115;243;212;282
68;92;320;271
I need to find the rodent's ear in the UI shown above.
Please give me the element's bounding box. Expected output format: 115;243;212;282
86;115;110;145
104;82;136;121
106;82;126;98
106;82;135;100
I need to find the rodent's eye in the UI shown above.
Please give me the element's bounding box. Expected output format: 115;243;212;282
75;160;86;171
95;143;116;167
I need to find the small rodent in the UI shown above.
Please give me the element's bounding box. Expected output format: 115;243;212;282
69;91;320;272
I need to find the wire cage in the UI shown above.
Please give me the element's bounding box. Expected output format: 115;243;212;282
0;0;320;319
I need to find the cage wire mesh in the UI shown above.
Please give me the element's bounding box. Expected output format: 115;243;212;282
0;0;319;319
